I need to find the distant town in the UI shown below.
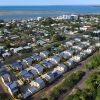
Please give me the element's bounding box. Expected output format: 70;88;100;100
0;14;100;100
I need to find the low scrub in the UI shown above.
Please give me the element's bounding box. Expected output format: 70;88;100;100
42;71;85;100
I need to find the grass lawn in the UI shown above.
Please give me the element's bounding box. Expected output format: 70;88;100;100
0;27;5;31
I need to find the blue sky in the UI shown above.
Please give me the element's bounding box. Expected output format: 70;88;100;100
0;0;100;6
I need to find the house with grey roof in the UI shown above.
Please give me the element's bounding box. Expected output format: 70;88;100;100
81;41;91;47
72;45;83;52
41;71;54;83
24;91;31;99
8;81;18;94
71;55;82;63
74;38;81;42
2;74;11;82
31;53;43;61
42;56;60;68
66;59;74;68
33;64;44;74
40;51;49;58
59;50;73;59
55;64;68;73
20;69;34;80
30;77;45;89
49;56;60;64
11;62;27;70
23;57;33;65
28;86;38;94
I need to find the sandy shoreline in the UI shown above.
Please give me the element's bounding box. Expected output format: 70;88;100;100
0;11;100;15
0;11;68;15
93;6;100;8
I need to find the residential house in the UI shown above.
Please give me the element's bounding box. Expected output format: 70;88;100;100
33;64;44;74
31;53;43;61
59;50;73;59
55;64;68;73
12;47;23;53
23;46;32;50
95;42;100;47
42;56;60;68
80;51;88;58
23;57;33;65
72;45;83;52
11;62;27;70
37;40;46;45
8;81;18;94
62;40;75;47
85;47;94;54
82;35;90;39
0;67;5;72
20;70;33;80
11;62;22;70
0;46;4;51
30;77;45;89
59;52;70;59
2;74;11;82
2;52;11;58
41;71;54;83
28;69;38;77
42;59;56;68
28;86;38;94
72;55;82;63
81;41;91;47
80;27;87;31
52;70;62;79
74;38;81;42
24;91;31;99
66;59;74;67
40;51;49;58
49;56;60;64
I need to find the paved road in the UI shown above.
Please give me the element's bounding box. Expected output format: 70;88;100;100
0;77;9;93
77;68;100;90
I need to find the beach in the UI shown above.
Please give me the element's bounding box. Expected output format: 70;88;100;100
93;6;100;8
0;11;67;15
0;11;100;16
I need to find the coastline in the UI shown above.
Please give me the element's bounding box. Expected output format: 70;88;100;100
0;11;67;15
0;11;100;15
93;6;100;8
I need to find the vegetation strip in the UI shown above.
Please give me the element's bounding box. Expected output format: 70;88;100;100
65;71;100;100
41;71;85;100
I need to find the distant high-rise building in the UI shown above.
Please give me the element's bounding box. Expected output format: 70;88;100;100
56;14;78;20
62;15;69;19
70;15;78;20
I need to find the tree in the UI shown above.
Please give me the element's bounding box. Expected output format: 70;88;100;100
65;95;74;100
52;34;65;42
5;42;12;49
53;87;60;95
0;19;4;23
96;87;100;100
41;17;56;25
0;93;13;100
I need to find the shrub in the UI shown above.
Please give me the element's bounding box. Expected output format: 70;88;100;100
53;87;60;95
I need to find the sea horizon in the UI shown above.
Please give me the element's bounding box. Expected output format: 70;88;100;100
0;4;100;6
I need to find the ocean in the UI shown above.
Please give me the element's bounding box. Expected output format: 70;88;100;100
0;5;100;20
